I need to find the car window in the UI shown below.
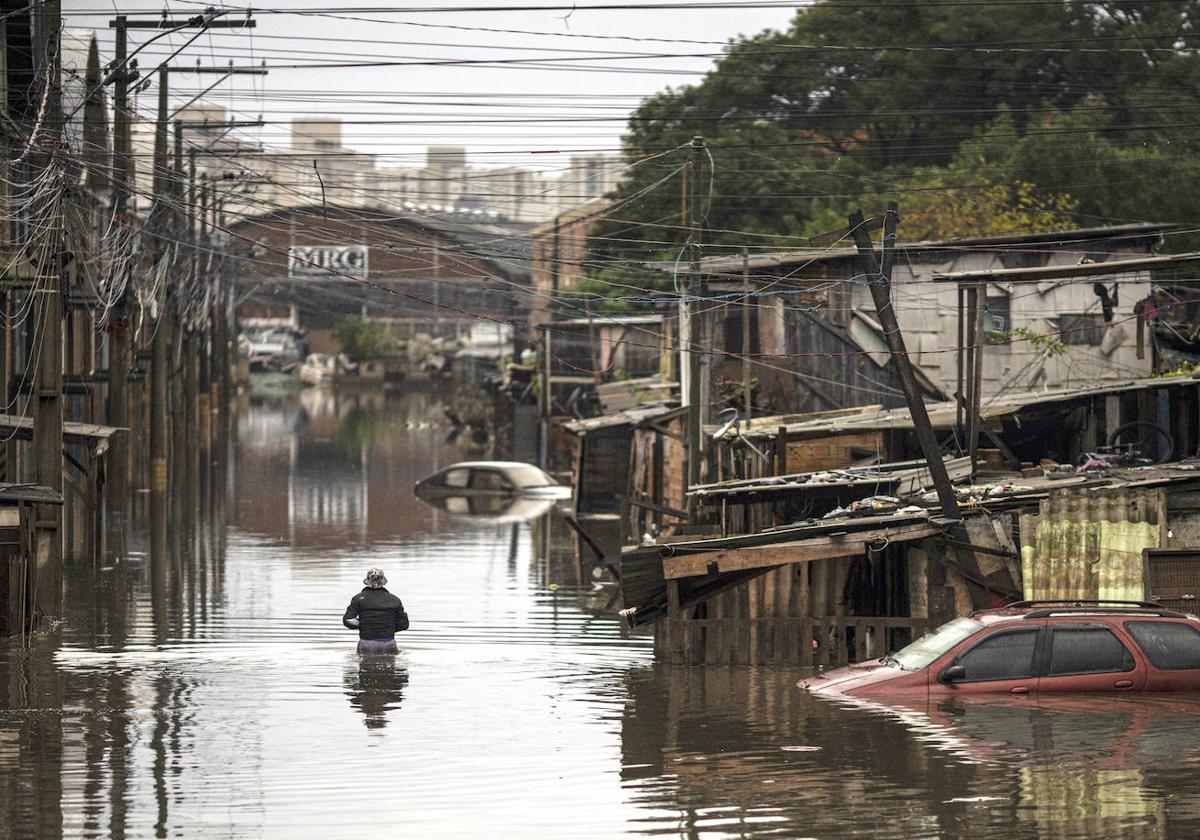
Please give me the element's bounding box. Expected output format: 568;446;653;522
441;469;470;488
503;464;556;488
955;628;1039;682
1125;621;1200;670
892;616;985;670
469;470;511;491
1046;626;1134;676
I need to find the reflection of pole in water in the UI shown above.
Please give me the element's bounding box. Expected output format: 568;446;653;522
1;638;64;836
507;523;519;577
106;669;131;837
150;537;170;645
151;676;169;835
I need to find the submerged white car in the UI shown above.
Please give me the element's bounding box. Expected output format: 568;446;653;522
415;461;570;501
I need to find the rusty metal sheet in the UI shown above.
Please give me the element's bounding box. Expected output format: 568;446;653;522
1019;487;1163;602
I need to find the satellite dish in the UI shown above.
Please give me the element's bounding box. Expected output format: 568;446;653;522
712;407;740;441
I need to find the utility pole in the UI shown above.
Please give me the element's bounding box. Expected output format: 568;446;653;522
149;65;171;568
741;248;752;423
682;136;705;506
104;16;134;562
31;0;65;626
849;204;991;614
124;11;256;568
848;204;960;521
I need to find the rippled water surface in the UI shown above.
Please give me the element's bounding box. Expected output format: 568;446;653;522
5;388;1200;839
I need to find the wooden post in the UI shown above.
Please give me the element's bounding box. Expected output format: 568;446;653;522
104;16;131;562
150;66;170;568
31;0;64;626
847;206;961;523
969;282;986;474
849;206;990;611
962;286;976;456
955;284;964;445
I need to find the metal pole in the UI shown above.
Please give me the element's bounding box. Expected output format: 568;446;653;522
742;248;752;423
683;136;704;503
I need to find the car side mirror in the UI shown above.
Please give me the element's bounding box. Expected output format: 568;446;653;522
941;664;967;683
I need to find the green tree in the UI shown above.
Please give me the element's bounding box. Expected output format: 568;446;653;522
584;0;1200;301
332;317;396;363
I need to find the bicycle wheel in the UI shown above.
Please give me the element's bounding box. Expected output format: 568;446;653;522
1107;420;1174;464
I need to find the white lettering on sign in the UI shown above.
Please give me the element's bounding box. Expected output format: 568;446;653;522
287;245;369;279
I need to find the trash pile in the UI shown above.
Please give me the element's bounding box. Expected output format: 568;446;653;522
822;495;899;518
919;483;1034;506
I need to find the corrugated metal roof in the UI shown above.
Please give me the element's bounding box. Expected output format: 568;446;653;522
541;315;663;328
0;414;122;447
562;402;680;434
0;484;63;505
728;376;1200;440
230;204;533;281
645;223;1178;275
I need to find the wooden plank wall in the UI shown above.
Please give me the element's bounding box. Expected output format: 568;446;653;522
656;551;928;666
627;418;687;540
785;431;886;473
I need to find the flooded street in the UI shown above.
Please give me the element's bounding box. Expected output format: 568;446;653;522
4;388;1200;838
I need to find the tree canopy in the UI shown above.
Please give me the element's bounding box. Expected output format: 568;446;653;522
581;0;1200;307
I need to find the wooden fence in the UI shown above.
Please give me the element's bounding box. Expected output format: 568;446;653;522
656;615;930;667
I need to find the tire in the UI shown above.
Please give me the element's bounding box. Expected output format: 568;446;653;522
1107;420;1174;464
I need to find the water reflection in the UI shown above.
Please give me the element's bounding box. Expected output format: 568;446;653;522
418;492;558;523
620;666;1200;838
234;387;468;547
345;655;410;730
6;387;1200;837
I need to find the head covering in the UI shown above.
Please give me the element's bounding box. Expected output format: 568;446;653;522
364;568;388;589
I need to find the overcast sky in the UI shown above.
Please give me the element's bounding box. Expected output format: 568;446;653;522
65;1;799;171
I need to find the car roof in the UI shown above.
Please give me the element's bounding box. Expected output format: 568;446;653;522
971;600;1193;623
436;461;546;471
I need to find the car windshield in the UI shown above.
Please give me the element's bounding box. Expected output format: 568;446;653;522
503;465;556;488
890;616;985;671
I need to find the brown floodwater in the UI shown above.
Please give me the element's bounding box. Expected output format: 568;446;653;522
5;387;1200;838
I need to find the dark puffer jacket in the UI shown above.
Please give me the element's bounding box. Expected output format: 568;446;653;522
343;587;410;640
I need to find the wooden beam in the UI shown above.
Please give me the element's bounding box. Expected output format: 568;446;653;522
662;523;941;579
627;495;688;520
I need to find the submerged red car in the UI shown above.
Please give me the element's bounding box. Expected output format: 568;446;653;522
800;600;1200;698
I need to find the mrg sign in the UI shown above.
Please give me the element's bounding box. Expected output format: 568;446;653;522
287;244;369;280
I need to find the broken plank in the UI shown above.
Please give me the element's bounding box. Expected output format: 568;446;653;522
662;523;941;579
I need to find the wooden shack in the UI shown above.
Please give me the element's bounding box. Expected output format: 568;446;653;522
564;403;683;560
622;459;1200;666
711;374;1200;477
0;483;65;636
648;223;1173;417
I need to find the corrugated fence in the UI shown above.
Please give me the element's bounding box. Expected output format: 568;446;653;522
1019;487;1164;602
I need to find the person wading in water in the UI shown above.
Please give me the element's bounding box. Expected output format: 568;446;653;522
343;568;409;654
